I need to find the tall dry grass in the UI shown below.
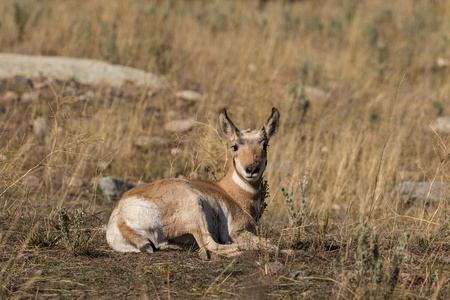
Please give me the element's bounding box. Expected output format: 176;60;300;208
0;0;449;298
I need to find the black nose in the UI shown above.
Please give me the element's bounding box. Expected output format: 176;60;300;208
246;165;260;175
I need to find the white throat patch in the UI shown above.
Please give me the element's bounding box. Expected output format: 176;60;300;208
232;171;259;194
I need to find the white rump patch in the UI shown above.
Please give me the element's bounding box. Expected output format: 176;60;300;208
232;171;259;194
106;196;168;252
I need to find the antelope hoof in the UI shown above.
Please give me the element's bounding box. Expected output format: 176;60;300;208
198;248;211;260
139;243;155;255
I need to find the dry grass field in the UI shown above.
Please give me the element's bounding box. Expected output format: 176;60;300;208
1;0;450;298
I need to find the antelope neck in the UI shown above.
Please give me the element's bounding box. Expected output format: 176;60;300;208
218;160;262;199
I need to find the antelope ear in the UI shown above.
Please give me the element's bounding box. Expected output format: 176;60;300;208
219;108;241;142
264;107;280;140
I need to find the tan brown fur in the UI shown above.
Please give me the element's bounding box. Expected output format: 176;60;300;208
117;220;141;249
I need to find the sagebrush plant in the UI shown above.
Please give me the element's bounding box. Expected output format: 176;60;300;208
27;220;60;248
281;162;309;228
256;177;269;224
280;163;310;250
334;217;412;298
385;232;410;299
56;207;96;255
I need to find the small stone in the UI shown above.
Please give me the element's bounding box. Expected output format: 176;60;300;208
34;80;51;89
134;136;171;148
170;148;183;156
0;154;7;162
175;90;203;102
332;203;342;211
77;90;95;101
20;92;39;103
247;64;256;72
431;116;450;134
22;174;40;190
164;119;196;133
303;86;331;102
14;76;34;87
67;177;83;187
98;161;109;170
2;91;19;105
436;57;449;68
288;270;311;280
264;261;284;275
97;176;135;202
33;117;48;139
396;181;450;204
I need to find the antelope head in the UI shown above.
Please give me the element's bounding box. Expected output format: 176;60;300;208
219;107;280;183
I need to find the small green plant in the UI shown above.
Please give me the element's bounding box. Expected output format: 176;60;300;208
354;217;384;294
13;1;30;41
416;234;435;253
281;186;297;227
281;164;310;249
102;21;119;64
281;163;309;227
256;177;270;224
27;221;60;248
56;207;96;255
372;233;382;285
57;207;70;241
334;217;411;298
385;232;410;299
286;82;310;127
319;211;329;250
356;216;370;281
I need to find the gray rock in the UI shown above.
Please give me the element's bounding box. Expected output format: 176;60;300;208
77;90;95;101
164;119;196;133
264;261;284;275
20;91;39;103
431;116;450;134
288;270;311;280
33;117;48;139
97;176;135;202
67;177;83;187
175;90;203;102
304;85;331;102
0;53;166;91
396;181;450;204
1;91;19;105
436;57;449;68
97;161;109;170
14;76;34;87
170;148;183;156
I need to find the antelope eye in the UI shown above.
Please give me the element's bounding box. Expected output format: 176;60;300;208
263;143;268;152
231;145;239;151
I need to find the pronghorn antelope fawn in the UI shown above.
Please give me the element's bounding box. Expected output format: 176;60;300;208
106;107;280;259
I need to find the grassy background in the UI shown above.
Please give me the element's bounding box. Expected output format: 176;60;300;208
0;0;449;298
